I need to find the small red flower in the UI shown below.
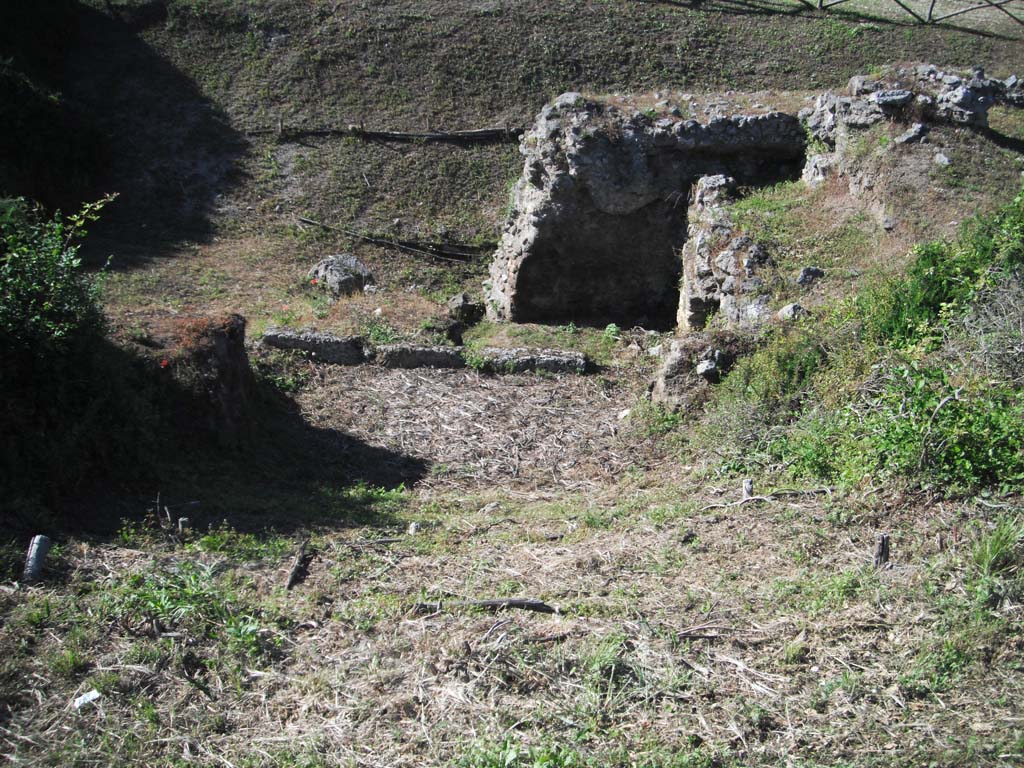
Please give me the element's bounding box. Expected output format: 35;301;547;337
311;278;318;285
159;358;170;369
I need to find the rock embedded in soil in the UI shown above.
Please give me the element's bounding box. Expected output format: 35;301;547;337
797;266;825;286
650;332;749;410
896;123;929;145
776;302;808;322
801;153;835;188
260;330;592;375
375;344;466;369
308;254;374;297
261;327;367;364
447;292;485;325
477;347;588;374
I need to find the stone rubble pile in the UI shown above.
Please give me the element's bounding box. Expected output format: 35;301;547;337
802;64;1023;144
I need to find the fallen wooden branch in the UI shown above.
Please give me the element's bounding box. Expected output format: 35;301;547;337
701;486;835;510
527;632;574;644
298;216;496;263
764;487;835;498
349;537;404;548
676;621;735;638
247;124;523;145
413;598;558;616
701;495;771;511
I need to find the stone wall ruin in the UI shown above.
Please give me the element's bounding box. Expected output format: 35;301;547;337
485;93;807;329
486;68;1024;333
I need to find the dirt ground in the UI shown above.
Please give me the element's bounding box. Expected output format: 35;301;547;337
4;1;1024;766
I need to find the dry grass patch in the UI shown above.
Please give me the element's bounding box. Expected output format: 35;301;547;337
295;365;664;492
4;491;1022;765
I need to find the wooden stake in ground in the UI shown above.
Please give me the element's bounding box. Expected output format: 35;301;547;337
22;535;52;584
873;533;890;568
286;539;312;590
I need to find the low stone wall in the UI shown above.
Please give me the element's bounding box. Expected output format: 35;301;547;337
262;331;590;374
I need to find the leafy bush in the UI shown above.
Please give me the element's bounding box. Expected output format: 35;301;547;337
1;197;158;515
631;399;683;437
860;190;1024;347
719;324;826;420
785;367;1024;492
363;318;400;345
691;324;827;467
0;197;108;351
116;561;270;660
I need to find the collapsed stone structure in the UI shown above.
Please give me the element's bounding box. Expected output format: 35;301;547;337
485;93;807;329
803;64;1023;145
487;66;1024;338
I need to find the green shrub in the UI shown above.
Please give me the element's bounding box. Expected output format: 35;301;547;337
692;325;826;470
363;318;400;345
0;197;108;351
632;399;683;437
116;561;270;660
721;325;826;419
0;197;158;514
704;187;1024;493
861;189;1024;347
784;365;1024;492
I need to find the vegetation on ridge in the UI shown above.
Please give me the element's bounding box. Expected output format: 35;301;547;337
699;186;1024;494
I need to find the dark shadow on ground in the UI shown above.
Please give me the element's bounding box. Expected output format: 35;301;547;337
976;125;1024;153
65;4;248;267
156;386;431;536
73;402;426;538
639;0;804;16
1;343;427;541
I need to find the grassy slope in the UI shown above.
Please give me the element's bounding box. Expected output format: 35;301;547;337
93;0;1024;334
3;1;1024;766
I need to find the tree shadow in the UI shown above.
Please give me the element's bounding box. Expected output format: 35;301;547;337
157;385;431;536
1;338;428;541
65;3;248;267
639;0;805;17
637;0;1019;38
